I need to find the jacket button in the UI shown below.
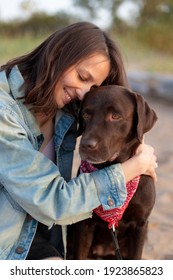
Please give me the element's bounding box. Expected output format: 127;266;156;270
107;198;114;206
15;246;24;254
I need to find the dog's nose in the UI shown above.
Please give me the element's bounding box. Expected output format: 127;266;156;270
81;139;98;150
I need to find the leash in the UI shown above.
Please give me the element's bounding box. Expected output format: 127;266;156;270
110;225;122;260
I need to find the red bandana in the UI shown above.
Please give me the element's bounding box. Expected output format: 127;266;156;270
80;160;140;229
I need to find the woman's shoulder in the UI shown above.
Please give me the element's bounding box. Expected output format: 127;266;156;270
0;69;16;112
0;66;26;119
0;69;10;95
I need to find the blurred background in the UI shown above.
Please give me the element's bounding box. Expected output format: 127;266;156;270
0;0;173;259
0;0;173;74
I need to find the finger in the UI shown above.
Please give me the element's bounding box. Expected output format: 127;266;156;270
152;168;157;183
153;173;157;183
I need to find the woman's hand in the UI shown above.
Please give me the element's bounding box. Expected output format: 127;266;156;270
135;142;158;182
121;141;158;183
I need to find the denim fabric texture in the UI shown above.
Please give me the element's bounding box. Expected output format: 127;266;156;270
0;66;127;259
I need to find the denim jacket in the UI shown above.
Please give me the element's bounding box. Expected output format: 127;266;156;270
0;66;127;260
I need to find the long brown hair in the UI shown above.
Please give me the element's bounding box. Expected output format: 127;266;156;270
1;21;128;117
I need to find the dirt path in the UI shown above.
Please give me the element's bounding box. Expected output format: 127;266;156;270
142;97;173;260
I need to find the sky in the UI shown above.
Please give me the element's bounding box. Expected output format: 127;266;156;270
0;0;73;21
0;0;138;27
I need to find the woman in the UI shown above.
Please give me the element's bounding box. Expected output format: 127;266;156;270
0;22;157;260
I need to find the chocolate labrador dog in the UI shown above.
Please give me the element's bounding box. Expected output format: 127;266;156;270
68;85;157;260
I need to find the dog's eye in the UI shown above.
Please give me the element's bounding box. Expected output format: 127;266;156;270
82;112;90;120
112;113;121;120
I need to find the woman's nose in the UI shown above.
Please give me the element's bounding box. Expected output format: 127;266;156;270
76;85;92;101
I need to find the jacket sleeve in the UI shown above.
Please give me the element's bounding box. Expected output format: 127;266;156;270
0;105;127;226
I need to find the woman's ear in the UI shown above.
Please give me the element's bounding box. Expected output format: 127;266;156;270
135;93;158;143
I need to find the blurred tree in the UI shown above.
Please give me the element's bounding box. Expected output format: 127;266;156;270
21;12;77;35
0;0;172;54
73;0;173;54
131;0;173;54
131;0;173;26
73;0;173;29
72;0;126;29
0;12;80;37
20;0;38;17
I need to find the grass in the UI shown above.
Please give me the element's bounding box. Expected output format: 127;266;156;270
0;34;46;64
115;34;173;75
0;33;173;75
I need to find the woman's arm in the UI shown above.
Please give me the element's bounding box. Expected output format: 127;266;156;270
0;106;126;226
121;142;157;183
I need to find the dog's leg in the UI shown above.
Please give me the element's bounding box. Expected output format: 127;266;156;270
72;219;96;259
126;221;148;259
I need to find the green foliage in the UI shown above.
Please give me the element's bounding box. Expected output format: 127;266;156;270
113;32;173;74
130;0;173;55
0;12;79;37
1;32;173;75
134;22;173;55
73;0;173;55
0;34;46;64
136;0;173;25
73;0;124;27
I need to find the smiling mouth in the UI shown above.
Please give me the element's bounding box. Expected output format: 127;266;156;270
64;88;73;104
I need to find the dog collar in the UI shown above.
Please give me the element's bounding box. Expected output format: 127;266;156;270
80;160;140;229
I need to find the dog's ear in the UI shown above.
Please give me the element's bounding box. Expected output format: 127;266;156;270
135;93;158;143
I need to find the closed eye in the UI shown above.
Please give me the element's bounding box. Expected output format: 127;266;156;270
91;85;98;90
77;69;100;88
78;73;88;82
78;74;98;90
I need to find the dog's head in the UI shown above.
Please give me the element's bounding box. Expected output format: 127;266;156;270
78;85;157;165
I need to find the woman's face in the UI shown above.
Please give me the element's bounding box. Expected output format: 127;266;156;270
53;53;110;108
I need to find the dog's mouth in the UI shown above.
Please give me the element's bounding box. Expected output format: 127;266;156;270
108;151;120;162
79;150;120;165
